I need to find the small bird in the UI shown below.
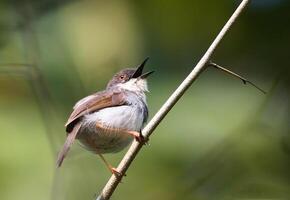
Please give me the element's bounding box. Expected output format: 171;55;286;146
56;58;153;175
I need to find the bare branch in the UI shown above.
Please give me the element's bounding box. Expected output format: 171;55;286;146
208;61;266;94
0;63;34;77
97;0;251;199
0;63;34;67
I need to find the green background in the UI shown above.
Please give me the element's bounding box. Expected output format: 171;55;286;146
0;0;289;199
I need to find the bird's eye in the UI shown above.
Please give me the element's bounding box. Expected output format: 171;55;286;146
120;75;125;80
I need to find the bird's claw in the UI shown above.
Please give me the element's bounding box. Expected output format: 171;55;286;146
135;133;149;145
110;167;126;177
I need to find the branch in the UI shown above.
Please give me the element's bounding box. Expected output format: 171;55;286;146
208;61;266;94
0;63;34;77
97;0;251;199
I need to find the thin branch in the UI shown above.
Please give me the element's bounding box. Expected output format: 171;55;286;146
0;63;34;67
97;0;251;199
208;61;266;94
0;63;35;77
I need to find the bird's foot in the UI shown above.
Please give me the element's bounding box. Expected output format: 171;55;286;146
128;131;149;145
110;167;126;177
136;132;149;145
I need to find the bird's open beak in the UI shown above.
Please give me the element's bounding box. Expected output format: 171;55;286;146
139;70;154;79
132;57;154;79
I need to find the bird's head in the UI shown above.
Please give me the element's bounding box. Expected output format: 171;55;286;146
106;58;154;93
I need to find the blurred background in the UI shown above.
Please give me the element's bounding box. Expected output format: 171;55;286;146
0;0;289;199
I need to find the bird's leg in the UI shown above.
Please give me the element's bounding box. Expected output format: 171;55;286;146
98;154;123;177
96;122;148;144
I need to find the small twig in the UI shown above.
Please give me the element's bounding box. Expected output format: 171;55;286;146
0;63;34;76
0;63;34;67
208;61;266;94
97;0;251;199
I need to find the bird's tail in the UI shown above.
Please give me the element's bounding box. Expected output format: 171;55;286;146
56;123;82;168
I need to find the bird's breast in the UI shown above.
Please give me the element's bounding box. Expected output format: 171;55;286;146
77;104;146;154
85;105;144;131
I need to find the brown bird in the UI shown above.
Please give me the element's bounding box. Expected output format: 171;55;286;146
56;58;153;175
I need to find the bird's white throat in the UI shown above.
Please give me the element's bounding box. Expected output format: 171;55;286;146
118;78;149;93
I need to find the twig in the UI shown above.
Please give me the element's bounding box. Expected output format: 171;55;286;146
97;0;251;199
0;64;31;77
208;61;266;94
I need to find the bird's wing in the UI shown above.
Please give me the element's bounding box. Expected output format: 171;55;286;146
65;90;127;132
56;90;127;168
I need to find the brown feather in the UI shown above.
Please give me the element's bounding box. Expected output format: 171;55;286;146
56;122;82;168
65;90;126;132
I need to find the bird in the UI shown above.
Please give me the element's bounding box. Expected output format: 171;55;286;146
56;58;153;176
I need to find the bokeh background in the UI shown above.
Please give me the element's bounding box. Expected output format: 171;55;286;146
0;0;289;200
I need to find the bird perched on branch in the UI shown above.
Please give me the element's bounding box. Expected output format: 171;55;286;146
56;58;153;175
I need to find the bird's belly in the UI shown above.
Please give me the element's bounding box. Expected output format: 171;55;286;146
77;105;143;154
